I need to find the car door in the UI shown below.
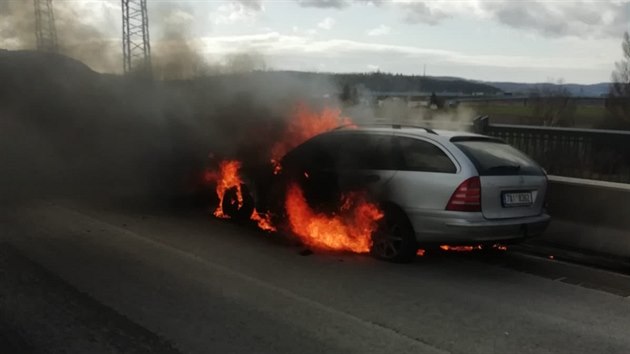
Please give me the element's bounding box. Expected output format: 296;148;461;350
281;135;340;213
386;135;463;211
332;132;397;198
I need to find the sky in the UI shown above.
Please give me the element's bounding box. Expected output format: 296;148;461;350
2;0;630;84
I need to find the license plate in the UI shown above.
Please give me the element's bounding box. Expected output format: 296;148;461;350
502;192;533;207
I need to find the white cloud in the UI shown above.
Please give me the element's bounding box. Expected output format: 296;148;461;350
297;0;349;9
163;9;195;28
237;0;264;11
392;0;627;38
483;1;627;38
317;17;336;30
292;26;319;36
297;0;385;8
367;64;380;71
394;0;451;26
214;2;261;25
367;25;391;36
198;32;611;71
200;32;446;58
299;0;627;38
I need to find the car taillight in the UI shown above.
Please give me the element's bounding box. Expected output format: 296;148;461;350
446;176;481;212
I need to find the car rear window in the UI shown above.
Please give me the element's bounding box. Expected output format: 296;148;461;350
453;140;544;176
394;137;457;173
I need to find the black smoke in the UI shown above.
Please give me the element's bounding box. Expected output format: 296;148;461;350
0;49;337;205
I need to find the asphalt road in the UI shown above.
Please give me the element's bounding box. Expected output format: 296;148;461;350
1;199;630;354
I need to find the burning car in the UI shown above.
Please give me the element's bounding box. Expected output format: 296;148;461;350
201;101;550;262
212;122;550;263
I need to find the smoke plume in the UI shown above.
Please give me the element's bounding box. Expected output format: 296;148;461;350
0;0;120;73
0;1;36;50
0;47;338;205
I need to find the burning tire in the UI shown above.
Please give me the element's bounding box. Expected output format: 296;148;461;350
221;184;255;221
371;206;417;263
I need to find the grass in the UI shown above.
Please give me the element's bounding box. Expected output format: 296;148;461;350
464;102;608;127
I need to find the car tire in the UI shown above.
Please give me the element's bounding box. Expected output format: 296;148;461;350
221;184;255;221
370;206;417;263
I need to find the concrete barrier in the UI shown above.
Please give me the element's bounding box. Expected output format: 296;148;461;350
541;176;630;259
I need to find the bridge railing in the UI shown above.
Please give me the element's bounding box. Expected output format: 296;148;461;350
473;116;630;183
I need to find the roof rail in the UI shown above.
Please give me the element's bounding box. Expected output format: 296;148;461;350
333;123;358;130
334;123;437;135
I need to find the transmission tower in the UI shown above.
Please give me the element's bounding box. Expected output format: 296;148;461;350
122;0;152;74
33;0;58;52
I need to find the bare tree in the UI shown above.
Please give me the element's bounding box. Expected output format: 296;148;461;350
606;31;630;125
529;79;576;127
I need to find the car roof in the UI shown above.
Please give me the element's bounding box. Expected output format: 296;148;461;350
330;125;490;141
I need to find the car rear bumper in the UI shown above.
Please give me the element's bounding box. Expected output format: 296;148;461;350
406;209;550;243
444;214;550;240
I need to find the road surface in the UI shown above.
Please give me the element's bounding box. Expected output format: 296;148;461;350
1;199;629;354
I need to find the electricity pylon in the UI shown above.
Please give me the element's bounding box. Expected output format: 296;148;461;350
122;0;151;74
33;0;58;52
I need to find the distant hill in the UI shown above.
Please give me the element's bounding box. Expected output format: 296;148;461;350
199;71;504;96
0;50;503;96
0;49;96;81
0;49;99;103
484;81;611;97
332;72;502;95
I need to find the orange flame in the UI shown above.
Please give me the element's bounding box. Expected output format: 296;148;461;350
212;160;244;218
209;160;276;232
207;103;380;248
271;103;352;173
439;245;482;252
251;210;276;232
284;183;383;253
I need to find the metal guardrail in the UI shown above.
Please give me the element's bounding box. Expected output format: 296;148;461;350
473;116;630;183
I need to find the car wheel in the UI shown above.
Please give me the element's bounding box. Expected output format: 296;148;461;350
371;207;417;263
221;184;255;221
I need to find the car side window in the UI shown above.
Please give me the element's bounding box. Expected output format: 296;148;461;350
283;136;335;171
394;136;456;173
335;134;395;170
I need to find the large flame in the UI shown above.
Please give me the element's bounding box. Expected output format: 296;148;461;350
206;103;384;253
284;183;383;253
270;103;352;173
211;160;243;219
271;104;381;253
207;160;275;232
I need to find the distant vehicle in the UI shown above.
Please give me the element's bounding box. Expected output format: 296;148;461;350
231;125;551;262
